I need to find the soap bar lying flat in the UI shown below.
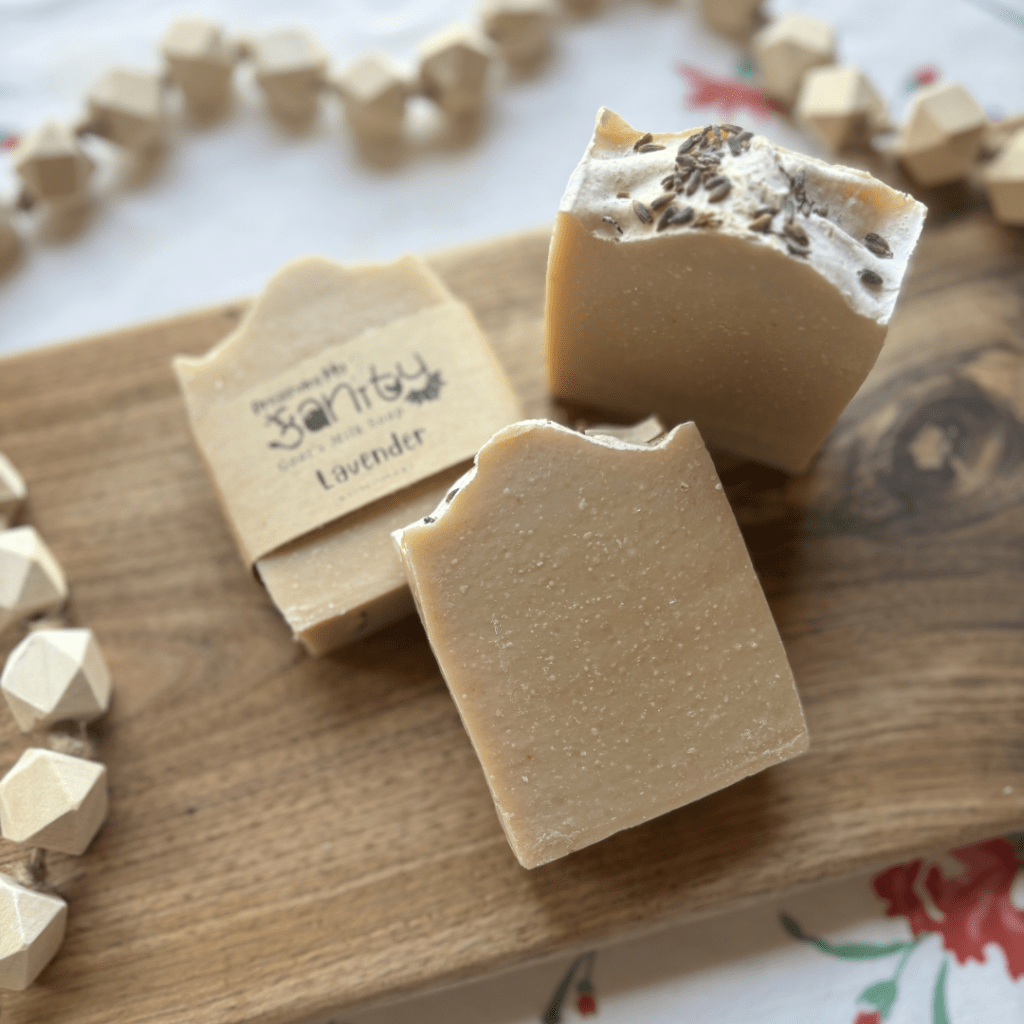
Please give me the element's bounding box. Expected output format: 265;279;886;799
546;109;926;474
393;420;809;868
175;255;521;654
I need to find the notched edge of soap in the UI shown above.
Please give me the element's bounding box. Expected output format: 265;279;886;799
171;252;451;404
391;417;687;550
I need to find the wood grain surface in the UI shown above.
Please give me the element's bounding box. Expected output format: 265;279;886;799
0;209;1022;1024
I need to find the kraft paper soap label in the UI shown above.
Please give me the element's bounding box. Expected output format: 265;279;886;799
189;302;520;566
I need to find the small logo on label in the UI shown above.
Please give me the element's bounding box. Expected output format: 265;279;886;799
257;353;442;452
405;370;445;405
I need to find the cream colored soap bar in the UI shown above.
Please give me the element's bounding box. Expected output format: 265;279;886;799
393;419;809;868
175;256;521;654
547;110;927;474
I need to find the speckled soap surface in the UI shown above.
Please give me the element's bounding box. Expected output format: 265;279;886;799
394;420;809;868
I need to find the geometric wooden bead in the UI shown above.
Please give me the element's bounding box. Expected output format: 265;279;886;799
2;628;112;733
0;748;108;855
161;18;237;120
86;68;166;151
796;65;889;152
10;122;94;205
479;0;557;66
0;527;68;636
752;12;835;107
984;128;1024;225
418;25;494;117
252;29;329;126
0;454;27;528
897;81;988;187
0;874;67;991
332;53;409;140
695;0;763;38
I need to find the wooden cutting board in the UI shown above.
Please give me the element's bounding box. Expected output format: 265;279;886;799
0;208;1022;1024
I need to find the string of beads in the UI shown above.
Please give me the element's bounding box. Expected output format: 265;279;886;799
0;454;113;990
0;0;1021;280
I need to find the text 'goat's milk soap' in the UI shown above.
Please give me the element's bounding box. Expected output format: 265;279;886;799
546;110;927;474
175;255;521;655
392;420;809;868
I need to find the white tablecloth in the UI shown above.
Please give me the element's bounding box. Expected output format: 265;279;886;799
2;2;1023;1021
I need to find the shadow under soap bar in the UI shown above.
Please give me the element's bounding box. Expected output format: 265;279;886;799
394;420;809;868
175;255;521;654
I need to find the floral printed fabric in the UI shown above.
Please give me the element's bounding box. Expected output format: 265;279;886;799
783;839;1024;1022
341;837;1024;1024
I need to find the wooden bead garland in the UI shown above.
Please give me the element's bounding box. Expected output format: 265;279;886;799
0;0;1021;269
0;453;113;990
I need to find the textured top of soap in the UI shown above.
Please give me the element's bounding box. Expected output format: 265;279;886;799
559;108;926;325
396;419;668;536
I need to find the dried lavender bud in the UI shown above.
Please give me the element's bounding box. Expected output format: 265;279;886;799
864;232;893;258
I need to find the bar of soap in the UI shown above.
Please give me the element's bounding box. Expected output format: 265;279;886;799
393;419;809;868
175;256;520;654
546;109;927;474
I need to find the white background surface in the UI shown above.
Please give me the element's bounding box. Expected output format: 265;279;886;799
2;1;1023;1021
1;0;1022;355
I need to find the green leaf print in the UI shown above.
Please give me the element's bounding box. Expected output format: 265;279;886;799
932;959;951;1024
859;980;898;1019
780;914;914;960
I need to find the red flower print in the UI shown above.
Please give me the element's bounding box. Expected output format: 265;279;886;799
675;64;786;120
577;992;597;1015
912;64;940;87
854;1012;882;1024
874;838;1024;977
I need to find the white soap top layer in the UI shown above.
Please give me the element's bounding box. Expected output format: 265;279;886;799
559;108;927;325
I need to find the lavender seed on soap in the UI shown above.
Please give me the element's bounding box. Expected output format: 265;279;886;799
423;516;435;524
633;132;653;151
722;123;743;135
787;243;809;258
864;232;893;258
616;191;630;199
859;268;883;287
783;221;809;246
633;200;653;224
656;205;695;232
736;131;753;148
749;212;774;233
712;124;722;141
686;173;701;196
446;488;459;503
706;177;731;202
678;134;701;155
637;143;666;153
650;192;675;211
602;215;623;235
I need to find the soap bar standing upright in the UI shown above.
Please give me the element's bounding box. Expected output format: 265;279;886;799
545;109;926;474
393;420;809;869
